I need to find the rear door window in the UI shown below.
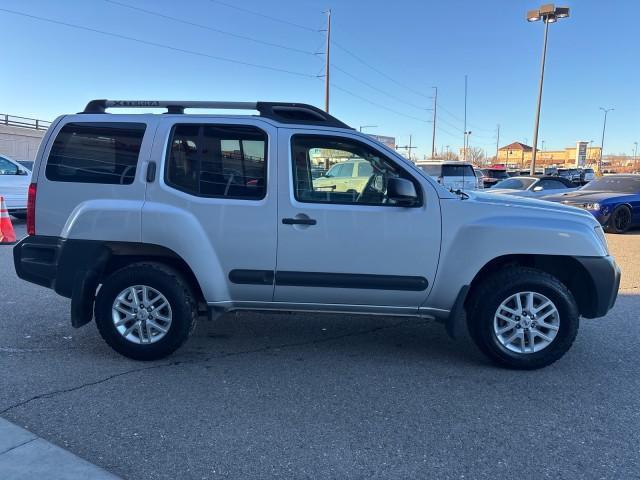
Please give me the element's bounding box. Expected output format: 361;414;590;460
441;165;475;177
166;124;267;199
46;122;146;184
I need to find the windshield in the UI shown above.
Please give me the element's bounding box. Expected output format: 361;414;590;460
581;176;640;193
493;178;537;190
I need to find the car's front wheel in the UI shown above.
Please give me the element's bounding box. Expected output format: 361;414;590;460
466;267;579;369
604;205;632;234
95;262;198;360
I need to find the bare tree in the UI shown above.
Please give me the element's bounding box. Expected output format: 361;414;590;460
466;147;485;164
441;150;459;161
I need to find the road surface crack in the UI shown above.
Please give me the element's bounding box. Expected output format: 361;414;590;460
0;319;427;415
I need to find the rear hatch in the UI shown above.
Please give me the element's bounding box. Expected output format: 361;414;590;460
440;164;478;191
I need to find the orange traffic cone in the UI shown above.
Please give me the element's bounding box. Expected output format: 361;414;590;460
0;196;17;244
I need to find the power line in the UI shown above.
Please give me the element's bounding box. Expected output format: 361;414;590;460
0;7;317;78
207;0;320;33
331;64;430;112
437;102;494;134
331;83;430;123
331;41;431;101
103;0;318;56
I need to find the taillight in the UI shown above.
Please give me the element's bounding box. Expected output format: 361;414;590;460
27;182;36;236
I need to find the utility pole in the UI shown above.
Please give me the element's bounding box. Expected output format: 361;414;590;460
599;107;613;175
324;9;331;113
396;135;417;161
634;142;638;170
495;124;500;162
463;75;468;161
431;86;437;159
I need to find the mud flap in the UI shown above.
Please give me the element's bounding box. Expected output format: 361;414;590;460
445;285;469;339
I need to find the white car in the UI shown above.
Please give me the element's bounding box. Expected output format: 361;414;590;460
489;176;577;198
13;99;620;369
415;161;479;191
0;154;31;219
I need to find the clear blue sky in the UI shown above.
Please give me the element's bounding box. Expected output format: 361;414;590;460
1;0;638;158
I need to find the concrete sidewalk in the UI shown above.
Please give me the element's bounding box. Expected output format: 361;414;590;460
0;418;120;479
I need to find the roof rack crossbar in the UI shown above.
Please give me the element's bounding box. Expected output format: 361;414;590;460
81;99;352;129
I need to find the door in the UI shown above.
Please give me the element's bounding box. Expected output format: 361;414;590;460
274;130;441;311
144;118;278;305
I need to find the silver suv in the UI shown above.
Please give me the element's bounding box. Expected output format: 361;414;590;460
13;100;620;369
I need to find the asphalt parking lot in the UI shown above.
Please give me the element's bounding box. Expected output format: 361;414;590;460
1;219;639;479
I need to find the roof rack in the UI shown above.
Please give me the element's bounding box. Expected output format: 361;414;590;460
81;100;352;129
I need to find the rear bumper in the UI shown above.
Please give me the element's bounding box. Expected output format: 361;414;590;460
575;255;621;318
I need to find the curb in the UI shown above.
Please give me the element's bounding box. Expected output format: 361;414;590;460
0;418;121;480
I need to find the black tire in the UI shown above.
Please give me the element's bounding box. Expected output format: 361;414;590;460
94;262;197;360
604;205;632;234
466;267;579;370
11;213;26;220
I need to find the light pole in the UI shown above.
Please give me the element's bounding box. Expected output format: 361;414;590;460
527;4;570;175
359;125;377;133
634;141;638;170
464;131;472;162
598;107;613;175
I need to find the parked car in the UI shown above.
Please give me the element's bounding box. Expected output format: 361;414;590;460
13;99;620;369
0;154;31;219
312;158;373;194
416;161;479;191
18;160;35;171
557;168;581;184
542;174;640;233
489;176;577;198
481;167;510;188
474;168;487;190
580;168;596;184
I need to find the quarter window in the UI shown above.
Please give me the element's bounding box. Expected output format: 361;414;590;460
46;122;146;184
291;135;420;206
0;157;18;175
166;124;267;199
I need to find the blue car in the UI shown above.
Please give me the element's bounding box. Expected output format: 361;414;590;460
542;174;640;234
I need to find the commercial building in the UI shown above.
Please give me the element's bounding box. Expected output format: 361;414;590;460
496;141;601;168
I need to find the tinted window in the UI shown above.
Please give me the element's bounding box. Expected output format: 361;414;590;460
46;122;145;184
166;124;266;199
357;162;373;177
582;176;640;193
0;157;18;175
537;179;568;190
292;135;420;206
487;169;509;179
494;178;536;190
419;165;441;176
442;165;475;177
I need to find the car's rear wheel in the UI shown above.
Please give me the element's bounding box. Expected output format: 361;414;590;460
95;262;197;360
605;205;632;234
466;267;579;369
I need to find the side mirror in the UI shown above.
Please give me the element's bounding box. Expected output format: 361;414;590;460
387;177;418;206
532;186;543;192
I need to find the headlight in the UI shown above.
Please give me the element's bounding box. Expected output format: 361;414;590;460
585;202;600;210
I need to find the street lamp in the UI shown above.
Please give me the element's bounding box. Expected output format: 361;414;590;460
526;4;570;175
598;107;613;175
359;125;377;133
633;141;638;170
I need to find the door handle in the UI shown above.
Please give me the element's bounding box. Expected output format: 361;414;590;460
282;217;317;226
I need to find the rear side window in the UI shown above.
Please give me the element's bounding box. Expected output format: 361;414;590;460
419;165;441;176
46;122;146;184
166;124;266;199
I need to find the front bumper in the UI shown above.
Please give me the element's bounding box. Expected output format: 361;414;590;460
575;255;621;318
